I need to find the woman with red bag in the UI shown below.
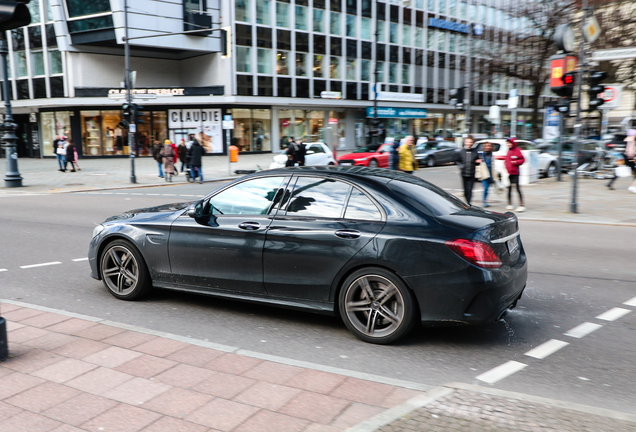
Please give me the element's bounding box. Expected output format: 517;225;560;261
504;137;525;212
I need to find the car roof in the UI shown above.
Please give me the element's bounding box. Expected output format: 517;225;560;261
251;165;418;185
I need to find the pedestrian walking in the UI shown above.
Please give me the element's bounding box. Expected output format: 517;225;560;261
188;137;204;183
160;139;177;181
53;135;65;171
64;139;78;172
607;129;636;192
294;138;306;166
398;136;418;174
285;137;296;167
178;139;188;172
504;137;526;212
73;145;81;171
390;138;400;170
456;135;481;205
477;141;494;207
152;140;164;178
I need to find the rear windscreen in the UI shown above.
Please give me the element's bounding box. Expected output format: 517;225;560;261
387;177;469;217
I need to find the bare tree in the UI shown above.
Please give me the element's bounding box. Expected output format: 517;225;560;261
476;1;577;137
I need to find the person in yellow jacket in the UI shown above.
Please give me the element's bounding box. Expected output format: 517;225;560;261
398;135;418;173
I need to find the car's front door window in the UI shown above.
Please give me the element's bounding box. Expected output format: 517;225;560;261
285;176;351;218
206;176;287;215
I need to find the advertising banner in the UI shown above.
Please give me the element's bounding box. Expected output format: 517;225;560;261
169;109;223;153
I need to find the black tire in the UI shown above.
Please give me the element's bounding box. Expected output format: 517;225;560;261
426;157;436;167
328;162;335;165
546;162;557;178
368;159;379;168
338;267;416;344
100;239;151;300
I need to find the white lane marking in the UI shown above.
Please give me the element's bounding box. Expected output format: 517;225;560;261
524;339;569;359
147;193;160;196
0;269;7;272
179;194;196;197
72;258;89;262
476;361;527;384
624;296;636;307
564;322;602;338
596;307;632;322
20;261;62;269
162;194;177;196
100;192;113;195
130;193;143;195
115;193;129;195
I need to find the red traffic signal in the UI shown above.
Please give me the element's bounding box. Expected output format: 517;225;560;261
562;72;576;86
0;1;31;32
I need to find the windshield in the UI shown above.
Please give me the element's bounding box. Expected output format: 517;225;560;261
353;144;381;153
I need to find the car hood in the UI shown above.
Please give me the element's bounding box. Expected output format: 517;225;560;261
338;151;377;160
103;201;193;223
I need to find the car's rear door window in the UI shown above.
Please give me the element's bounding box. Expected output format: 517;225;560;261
284;176;351;218
344;188;382;220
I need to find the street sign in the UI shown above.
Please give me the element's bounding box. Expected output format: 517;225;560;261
328;118;338;125
583;16;601;44
591;47;636;61
488;105;500;120
321;91;342;99
130;124;136;133
222;120;234;129
599;84;622;109
508;96;518;109
224;115;232;121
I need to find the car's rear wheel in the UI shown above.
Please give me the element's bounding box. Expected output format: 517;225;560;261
368;159;379;168
427;157;436;167
100;239;151;300
339;268;416;344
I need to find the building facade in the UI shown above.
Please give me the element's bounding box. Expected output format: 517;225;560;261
2;0;552;160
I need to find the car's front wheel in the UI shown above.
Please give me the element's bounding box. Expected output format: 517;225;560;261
368;159;379;168
427;156;436;167
339;268;416;344
546;162;557;178
100;239;151;300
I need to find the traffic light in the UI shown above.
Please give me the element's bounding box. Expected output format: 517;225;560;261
450;87;465;110
555;97;571;115
0;1;31;32
132;104;144;124
552;71;577;99
122;103;132;118
587;71;606;111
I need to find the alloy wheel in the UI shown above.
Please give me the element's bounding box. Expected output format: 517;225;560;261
101;245;141;296
343;275;406;340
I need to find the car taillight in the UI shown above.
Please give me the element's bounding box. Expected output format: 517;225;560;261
445;239;503;269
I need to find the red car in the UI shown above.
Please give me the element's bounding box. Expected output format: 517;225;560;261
337;143;392;168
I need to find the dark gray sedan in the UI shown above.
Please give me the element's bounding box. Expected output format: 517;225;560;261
415;141;458;167
88;167;527;344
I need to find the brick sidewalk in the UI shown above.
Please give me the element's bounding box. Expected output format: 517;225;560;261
0;301;425;432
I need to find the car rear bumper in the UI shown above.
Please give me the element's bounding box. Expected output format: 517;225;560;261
404;250;528;326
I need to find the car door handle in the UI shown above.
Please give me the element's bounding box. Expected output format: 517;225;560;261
335;229;361;239
238;222;260;231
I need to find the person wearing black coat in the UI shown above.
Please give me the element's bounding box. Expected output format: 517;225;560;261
455;136;482;205
188;138;204;183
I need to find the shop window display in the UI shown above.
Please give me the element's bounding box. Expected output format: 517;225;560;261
41;111;72;157
228;108;272;152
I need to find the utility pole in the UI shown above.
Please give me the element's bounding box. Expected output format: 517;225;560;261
372;2;379;147
570;0;591;214
124;0;136;184
464;12;473;136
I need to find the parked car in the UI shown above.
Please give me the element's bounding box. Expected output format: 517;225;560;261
538;140;603;171
337;143;392;168
89;167;528;344
415;141;458;167
269;142;337;169
473;139;559;178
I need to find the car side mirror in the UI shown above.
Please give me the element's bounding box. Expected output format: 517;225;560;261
188;201;205;218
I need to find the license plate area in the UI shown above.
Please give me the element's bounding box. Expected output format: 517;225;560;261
506;236;519;255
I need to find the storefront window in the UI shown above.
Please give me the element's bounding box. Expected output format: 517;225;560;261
230;108;252;151
279;109;293;144
228;108;272;152
152;111;168;143
308;110;325;142
82;110;105;156
252;109;271;151
277;51;289;74
294;109;307;140
41;111;73;156
101;110;122;155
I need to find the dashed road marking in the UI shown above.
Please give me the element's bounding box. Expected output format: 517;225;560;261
20;261;62;269
524;339;569;359
624;296;636;307
115;193;129;195
596;307;631;322
0;269;6;272
147;193;160;196
564;322;602;339
476;361;527;384
72;258;88;262
162;194;177;196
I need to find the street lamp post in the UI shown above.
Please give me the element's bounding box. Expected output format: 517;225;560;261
124;0;136;184
1;38;22;188
372;23;379;147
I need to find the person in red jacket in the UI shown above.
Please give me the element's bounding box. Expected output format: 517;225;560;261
504;137;525;212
